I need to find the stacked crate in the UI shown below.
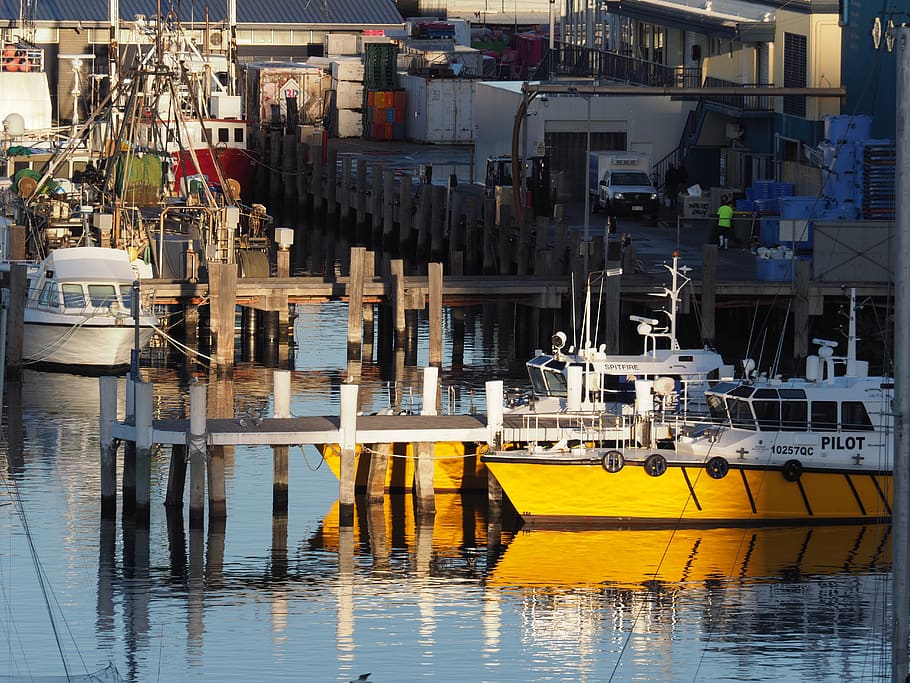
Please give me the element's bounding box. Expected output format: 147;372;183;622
363;43;401;141
331;56;365;138
365;89;407;141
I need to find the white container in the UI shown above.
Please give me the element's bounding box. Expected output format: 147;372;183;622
242;62;326;128
331;57;364;82
209;94;242;119
335;80;364;110
325;33;359;56
400;73;475;144
336;109;363;138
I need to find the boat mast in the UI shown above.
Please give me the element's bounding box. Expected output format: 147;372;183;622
892;25;910;683
227;0;237;96
109;0;118;89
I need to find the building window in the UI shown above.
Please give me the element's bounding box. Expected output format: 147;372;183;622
783;32;807;117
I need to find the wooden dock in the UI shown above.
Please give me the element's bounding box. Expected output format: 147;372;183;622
100;368;506;528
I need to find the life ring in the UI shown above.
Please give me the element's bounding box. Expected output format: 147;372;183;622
782;459;803;482
705;456;729;479
644;453;667;477
601;450;624;473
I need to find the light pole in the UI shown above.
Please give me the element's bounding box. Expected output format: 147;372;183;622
581;92;591;277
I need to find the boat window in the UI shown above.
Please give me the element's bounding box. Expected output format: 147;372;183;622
753;388;778;398
38;281;58;308
753;400;780;431
706;393;727;420
778;389;806;399
729;385;755;398
88;284;118;308
709;382;738;394
544;366;568;396
218;127;229;143
727;397;756;430
811;401;838;431
62;283;85;308
841;401;874;431
781;401;808;431
234;128;244;143
527;366;549;396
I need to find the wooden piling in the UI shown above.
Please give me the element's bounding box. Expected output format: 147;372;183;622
428;261;443;367
208;262;238;368
340;154;352;220
398;175;414;255
347;246;365;354
382;168;395;244
391;258;406;347
366;443;391;503
165;444;187;508
325;147;338;220
99;376;119;518
6;263;26;380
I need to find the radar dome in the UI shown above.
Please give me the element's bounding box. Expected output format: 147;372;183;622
3;113;24;136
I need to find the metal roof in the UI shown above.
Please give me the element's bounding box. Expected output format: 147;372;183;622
0;0;404;26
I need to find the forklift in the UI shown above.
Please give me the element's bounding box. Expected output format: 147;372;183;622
483;153;553;218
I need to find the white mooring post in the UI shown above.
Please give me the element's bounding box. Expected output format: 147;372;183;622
339;382;359;526
134;381;154;525
272;370;291;514
485;381;505;509
188;383;208;529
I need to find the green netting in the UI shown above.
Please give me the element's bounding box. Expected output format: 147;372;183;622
115;154;163;206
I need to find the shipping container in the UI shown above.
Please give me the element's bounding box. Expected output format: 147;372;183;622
242;62;326;128
400;73;475;144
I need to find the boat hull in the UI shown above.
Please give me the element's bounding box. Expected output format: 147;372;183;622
174;147;257;202
481;450;893;526
319;441;488;492
24;320;155;369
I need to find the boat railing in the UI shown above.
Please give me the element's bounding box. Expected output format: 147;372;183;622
1;46;44;73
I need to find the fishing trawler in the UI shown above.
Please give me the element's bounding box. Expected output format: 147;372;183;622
481;289;894;526
3;14;271;279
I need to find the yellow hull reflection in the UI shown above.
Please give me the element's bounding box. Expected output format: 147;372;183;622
312;493;497;551
319;442;488;492
483;457;893;524
489;524;891;589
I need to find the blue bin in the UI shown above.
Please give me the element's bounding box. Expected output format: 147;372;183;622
759;217;779;246
756;257;793;281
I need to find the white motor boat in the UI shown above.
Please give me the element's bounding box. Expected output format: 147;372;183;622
13;246;157;371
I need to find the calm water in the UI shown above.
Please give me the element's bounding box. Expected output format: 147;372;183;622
0;302;897;681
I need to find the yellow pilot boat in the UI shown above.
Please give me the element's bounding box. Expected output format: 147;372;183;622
482;289;895;526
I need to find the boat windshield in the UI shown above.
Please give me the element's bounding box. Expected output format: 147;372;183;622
727;397;756;430
88;284;118;309
706;392;727;420
527;357;568;397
